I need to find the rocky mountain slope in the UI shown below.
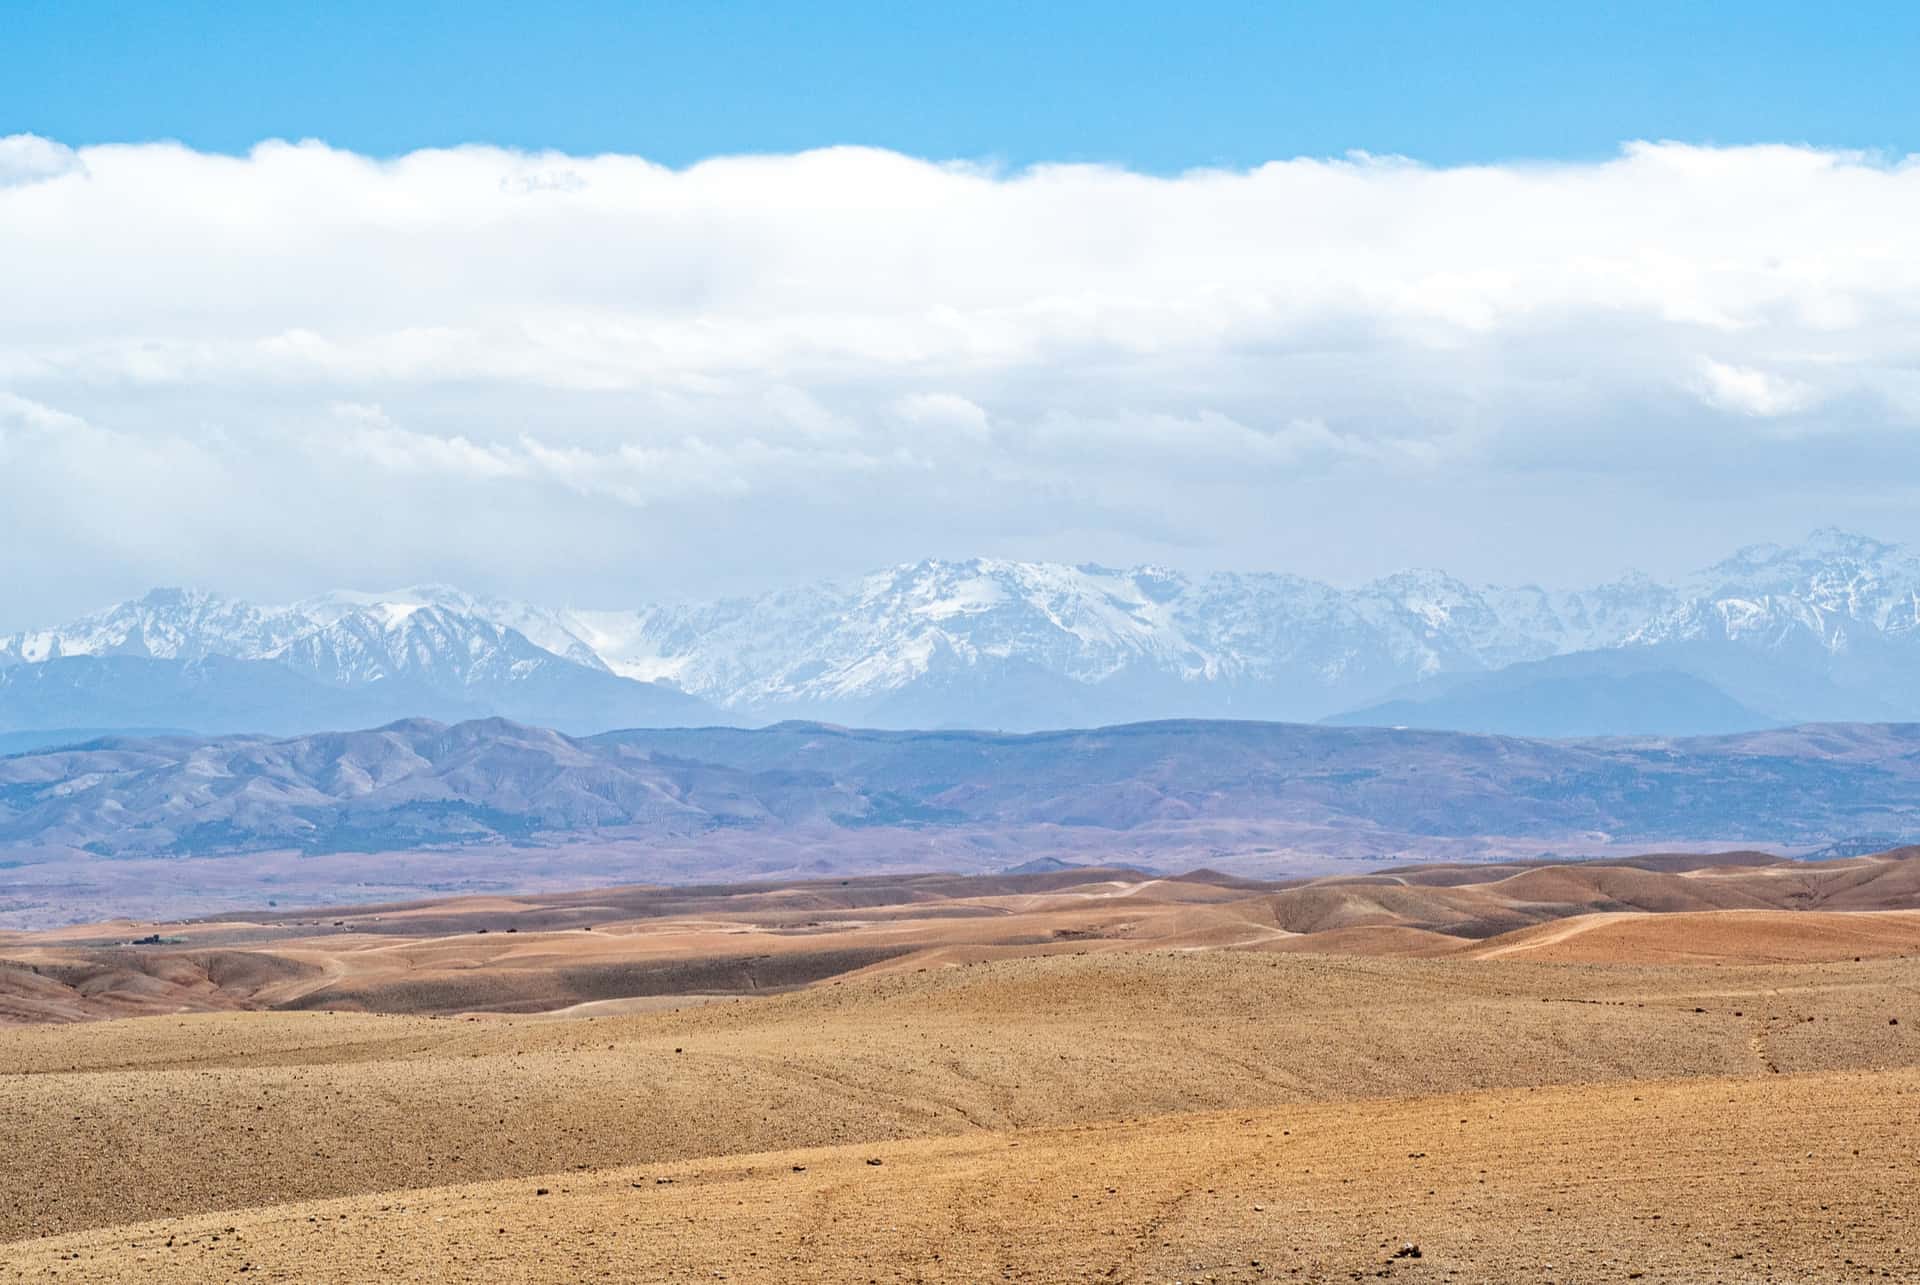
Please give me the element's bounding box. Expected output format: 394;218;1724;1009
5;716;1918;863
4;529;1917;734
574;529;1920;728
0;591;715;736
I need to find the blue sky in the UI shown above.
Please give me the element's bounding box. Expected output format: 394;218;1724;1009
8;1;1919;168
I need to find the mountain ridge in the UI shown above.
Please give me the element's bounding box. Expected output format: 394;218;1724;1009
7;713;1920;925
5;528;1919;735
7;713;1920;858
0;594;718;736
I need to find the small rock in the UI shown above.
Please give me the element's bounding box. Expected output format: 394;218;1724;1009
866;1158;884;1166
1392;1243;1421;1260
535;1188;549;1197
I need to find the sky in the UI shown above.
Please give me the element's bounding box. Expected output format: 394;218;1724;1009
12;2;1920;169
4;3;1920;628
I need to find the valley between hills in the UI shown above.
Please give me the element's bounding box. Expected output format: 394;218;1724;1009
3;848;1918;1280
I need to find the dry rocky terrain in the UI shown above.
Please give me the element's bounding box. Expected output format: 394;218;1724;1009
2;850;1918;1280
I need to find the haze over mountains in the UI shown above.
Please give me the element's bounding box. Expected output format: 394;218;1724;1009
5;715;1919;925
3;528;1918;737
14;715;1920;857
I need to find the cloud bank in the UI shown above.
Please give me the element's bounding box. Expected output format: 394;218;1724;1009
3;136;1918;623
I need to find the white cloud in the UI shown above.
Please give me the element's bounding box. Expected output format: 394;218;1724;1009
1693;359;1818;418
0;134;81;187
3;136;1920;621
894;393;991;438
334;421;529;481
0;391;88;436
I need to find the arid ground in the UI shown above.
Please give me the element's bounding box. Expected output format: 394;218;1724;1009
3;850;1918;1280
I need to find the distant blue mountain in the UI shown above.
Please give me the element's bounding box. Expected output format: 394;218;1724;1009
0;653;717;738
0;726;196;756
1325;653;1776;738
7;716;1920;860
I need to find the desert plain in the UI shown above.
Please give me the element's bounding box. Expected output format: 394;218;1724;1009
2;849;1918;1281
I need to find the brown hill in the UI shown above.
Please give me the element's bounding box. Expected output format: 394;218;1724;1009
9;1067;1914;1283
6;847;1920;1280
1471;908;1920;963
6;848;1920;1026
1;948;1916;1278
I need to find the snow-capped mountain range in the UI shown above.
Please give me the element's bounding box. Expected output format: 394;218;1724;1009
0;589;715;737
4;529;1919;737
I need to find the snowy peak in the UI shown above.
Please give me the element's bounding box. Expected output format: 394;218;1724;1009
0;588;715;736
844;558;1196;677
601;534;1920;724
1636;529;1920;649
0;588;308;667
8;529;1920;733
270;604;562;690
296;586;614;672
1692;528;1917;598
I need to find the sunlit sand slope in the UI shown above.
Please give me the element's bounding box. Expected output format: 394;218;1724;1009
5;1068;1916;1282
2;950;1914;1245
